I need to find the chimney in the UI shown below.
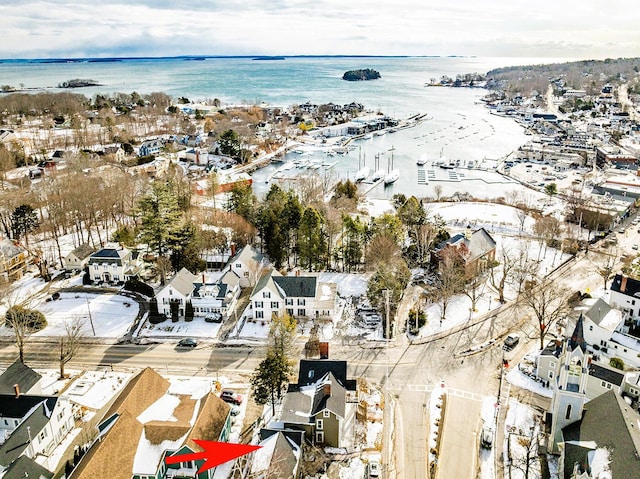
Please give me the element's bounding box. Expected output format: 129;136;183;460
323;383;331;398
13;384;20;398
465;226;472;241
621;276;628;293
230;242;236;257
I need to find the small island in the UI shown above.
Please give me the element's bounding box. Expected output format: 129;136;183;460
252;56;285;61
58;79;102;88
342;69;381;81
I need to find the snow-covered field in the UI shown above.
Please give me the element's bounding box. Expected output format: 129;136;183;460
0;291;138;339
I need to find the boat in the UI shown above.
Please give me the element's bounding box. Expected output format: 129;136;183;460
355;166;370;182
384;147;399;185
371;169;385;181
384;169;399;185
416;154;428;166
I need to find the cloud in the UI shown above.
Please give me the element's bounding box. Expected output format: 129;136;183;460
0;0;638;58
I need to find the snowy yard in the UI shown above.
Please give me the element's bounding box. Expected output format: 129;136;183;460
0;291;138;339
139;315;223;339
504;399;543;479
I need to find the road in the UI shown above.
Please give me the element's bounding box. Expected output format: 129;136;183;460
0;341;265;378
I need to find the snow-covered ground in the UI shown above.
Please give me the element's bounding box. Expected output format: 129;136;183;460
0;291;138;339
504;399;542;479
139;315;223;339
479;396;499;479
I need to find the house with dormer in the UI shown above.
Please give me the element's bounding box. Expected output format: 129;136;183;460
155;268;240;320
278;360;357;448
0;360;42;395
250;429;303;479
70;368;232;479
431;226;496;277
223;245;269;288
0;390;74;478
139;138;163;157
87;245;142;284
249;270;337;321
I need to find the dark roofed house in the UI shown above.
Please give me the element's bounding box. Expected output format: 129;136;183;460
2;455;53;479
249;269;337;323
87;244;141;284
0;360;42;395
0;393;74;477
276;360;357;448
432;227;496;277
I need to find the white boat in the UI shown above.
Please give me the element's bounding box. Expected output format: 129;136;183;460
384;169;399;185
417;154;428;166
355;166;370;182
371;169;385;181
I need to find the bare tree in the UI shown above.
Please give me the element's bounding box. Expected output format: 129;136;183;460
509;424;540;479
59;316;86;379
520;280;569;350
246;257;270;289
434;248;465;323
515;208;529;233
433;184;443;202
512;244;540;296
490;245;518;303
594;249;618;291
3;291;44;363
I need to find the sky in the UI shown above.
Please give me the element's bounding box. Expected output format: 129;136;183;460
0;0;638;59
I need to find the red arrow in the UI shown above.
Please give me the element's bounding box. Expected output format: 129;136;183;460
165;440;261;474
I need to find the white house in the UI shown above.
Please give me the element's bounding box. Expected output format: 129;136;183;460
87;245;142;284
609;274;640;322
62;243;95;272
577;294;640;368
0;392;74;474
249;269;337;321
155;268;241;320
224;245;269;288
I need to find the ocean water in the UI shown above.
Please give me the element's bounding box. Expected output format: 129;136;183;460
0;56;565;199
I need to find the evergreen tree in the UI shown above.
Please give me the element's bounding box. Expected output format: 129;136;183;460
226;182;255;222
11;204;38;244
342;214;366;272
137;180;184;257
185;300;194;322
218;129;241;159
298;207;325;270
256;185;288;269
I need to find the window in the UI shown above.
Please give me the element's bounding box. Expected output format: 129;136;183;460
315;431;324;443
298;298;306;306
323;410;330;418
286;298;293;305
298;309;306;316
39;429;47;441
601;381;607;387
549;361;556;368
255;301;263;308
3;419;7;425
606;383;612;389
58;411;64;421
270;301;279;309
631;387;639;395
565;404;572;420
235;263;241;268
263;291;271;298
316;419;323;430
256;311;264;319
548;371;554;379
169;289;172;296
589;325;593;331
287;308;294;316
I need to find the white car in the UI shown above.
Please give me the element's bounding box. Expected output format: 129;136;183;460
368;460;380;478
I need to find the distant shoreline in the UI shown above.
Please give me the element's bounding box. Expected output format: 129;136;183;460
0;54;475;63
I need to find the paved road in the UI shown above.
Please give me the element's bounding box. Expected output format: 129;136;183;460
0;341;264;377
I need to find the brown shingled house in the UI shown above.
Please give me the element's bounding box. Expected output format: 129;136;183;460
70;368;232;479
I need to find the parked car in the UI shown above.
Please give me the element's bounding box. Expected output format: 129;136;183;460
220;390;243;405
177;337;197;348
368;460;380;478
205;313;223;323
503;334;520;350
481;424;494;449
230;406;241;416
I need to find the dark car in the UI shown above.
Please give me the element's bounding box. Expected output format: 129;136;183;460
503;334;520;350
205;313;223;323
177;337;198;348
220;390;243;405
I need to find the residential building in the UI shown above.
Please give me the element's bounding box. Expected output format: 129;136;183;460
155;267;241;320
250;270;337;321
431;227;496;277
62;243;95;272
0;238;27;283
278;360;357;448
0;391;74;478
70;368;232;479
87;245;141;284
139;138;163;157
0;360;42;395
578;291;640;368
224;245;269;288
249;429;303;479
103;145;126;162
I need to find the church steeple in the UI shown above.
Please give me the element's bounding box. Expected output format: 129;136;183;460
569;313;587;352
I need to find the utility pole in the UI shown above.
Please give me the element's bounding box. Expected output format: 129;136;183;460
86;297;96;336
